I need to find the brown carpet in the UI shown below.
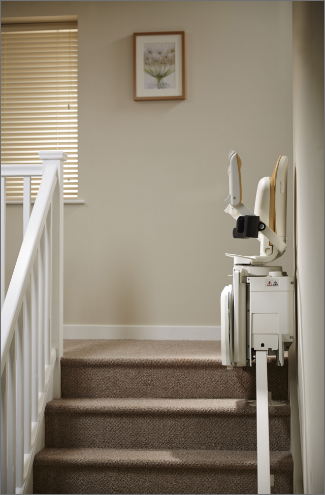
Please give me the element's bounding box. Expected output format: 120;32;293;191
45;397;290;451
34;449;293;494
34;340;293;494
61;340;289;400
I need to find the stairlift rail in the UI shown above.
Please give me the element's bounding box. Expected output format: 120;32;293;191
256;351;271;494
1;152;66;494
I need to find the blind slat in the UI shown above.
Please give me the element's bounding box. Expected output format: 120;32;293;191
1;23;78;198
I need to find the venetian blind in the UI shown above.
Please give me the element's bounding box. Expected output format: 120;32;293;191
1;22;78;199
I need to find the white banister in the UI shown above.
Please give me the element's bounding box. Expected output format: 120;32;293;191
22;176;32;487
1;166;57;368
44;214;51;367
40;151;65;399
23;282;32;457
31;260;38;428
1;164;40;308
1;176;6;309
38;235;45;395
16;316;24;491
23;177;31;237
1;151;67;494
7;338;16;495
1;366;7;493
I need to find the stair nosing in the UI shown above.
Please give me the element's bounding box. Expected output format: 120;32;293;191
45;397;290;416
61;356;288;368
34;447;293;471
62;340;288;368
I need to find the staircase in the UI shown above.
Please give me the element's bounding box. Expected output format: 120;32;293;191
33;340;293;494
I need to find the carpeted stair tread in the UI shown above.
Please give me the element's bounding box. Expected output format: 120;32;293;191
34;449;293;494
45;397;290;451
34;448;293;470
46;397;290;416
35;340;293;493
63;339;283;367
34;450;294;493
62;340;289;400
63;339;222;365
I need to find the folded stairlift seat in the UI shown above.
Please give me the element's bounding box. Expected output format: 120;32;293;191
221;149;294;368
224;151;288;265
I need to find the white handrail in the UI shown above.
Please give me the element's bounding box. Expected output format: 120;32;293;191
1;151;66;494
1;164;43;177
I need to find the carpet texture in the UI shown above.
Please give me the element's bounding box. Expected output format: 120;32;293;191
45;398;290;451
34;340;293;494
34;449;293;494
61;340;289;400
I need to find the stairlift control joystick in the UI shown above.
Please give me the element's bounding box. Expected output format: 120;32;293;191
220;150;294;495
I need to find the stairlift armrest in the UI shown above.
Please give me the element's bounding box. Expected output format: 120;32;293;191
225;151;243;206
262;226;287;254
224;203;255;219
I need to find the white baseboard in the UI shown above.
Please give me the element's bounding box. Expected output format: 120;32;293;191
64;325;221;341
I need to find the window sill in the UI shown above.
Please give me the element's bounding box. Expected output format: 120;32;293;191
6;199;85;205
64;199;85;205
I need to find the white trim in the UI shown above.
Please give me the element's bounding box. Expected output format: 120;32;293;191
63;199;85;205
38;151;67;162
1;164;43;177
1;16;78;25
64;325;221;341
1;165;58;372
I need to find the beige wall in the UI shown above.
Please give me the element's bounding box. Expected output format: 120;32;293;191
293;2;324;493
4;1;293;326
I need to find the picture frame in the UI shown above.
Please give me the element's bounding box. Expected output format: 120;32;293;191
133;31;185;101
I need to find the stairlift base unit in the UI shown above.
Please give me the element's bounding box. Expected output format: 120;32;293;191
248;274;294;366
221;265;294;367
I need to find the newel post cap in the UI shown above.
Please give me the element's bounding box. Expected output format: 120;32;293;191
38;151;68;161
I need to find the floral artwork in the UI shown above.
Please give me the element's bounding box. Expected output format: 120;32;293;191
143;43;176;90
133;32;185;101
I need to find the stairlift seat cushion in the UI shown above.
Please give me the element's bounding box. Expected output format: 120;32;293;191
236;153;243;203
269;156;282;234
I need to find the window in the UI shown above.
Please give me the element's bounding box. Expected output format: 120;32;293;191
1;21;78;199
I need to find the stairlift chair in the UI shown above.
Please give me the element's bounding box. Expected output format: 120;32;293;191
220;150;294;494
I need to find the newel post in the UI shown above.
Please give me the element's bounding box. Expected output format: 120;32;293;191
39;151;67;398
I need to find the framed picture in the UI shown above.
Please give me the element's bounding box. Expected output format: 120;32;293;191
133;31;185;101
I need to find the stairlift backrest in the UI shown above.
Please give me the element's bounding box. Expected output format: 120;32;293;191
254;156;288;256
273;156;288;242
254;177;272;256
